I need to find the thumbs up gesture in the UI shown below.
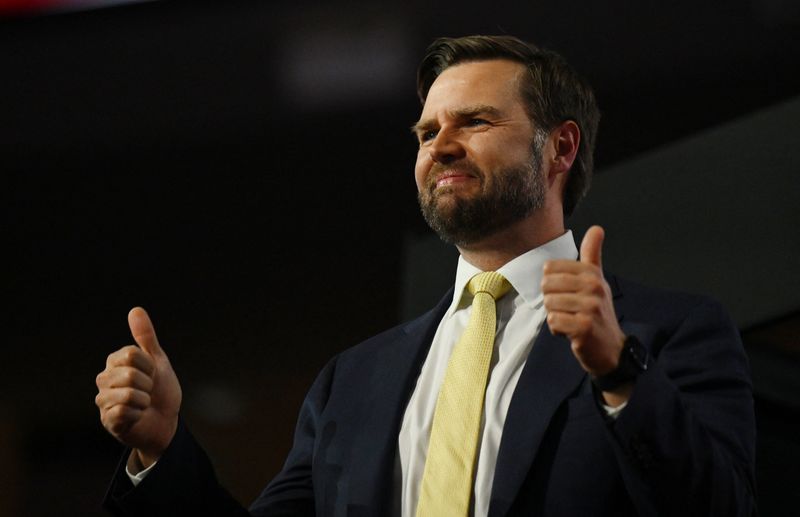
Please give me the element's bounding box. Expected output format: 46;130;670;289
95;307;182;468
542;226;627;382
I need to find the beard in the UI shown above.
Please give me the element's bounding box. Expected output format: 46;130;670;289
418;145;546;247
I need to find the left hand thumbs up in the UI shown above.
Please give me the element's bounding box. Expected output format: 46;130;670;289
542;225;626;377
580;225;604;269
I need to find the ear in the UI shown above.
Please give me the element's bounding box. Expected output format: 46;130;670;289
548;120;580;180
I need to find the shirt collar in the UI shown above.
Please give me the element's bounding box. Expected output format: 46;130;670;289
449;230;578;312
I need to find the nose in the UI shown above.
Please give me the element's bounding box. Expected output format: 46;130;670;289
428;128;466;164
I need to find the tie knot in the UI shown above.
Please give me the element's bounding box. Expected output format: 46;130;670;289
467;271;511;301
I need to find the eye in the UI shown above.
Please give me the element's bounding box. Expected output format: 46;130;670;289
467;118;488;127
420;129;438;143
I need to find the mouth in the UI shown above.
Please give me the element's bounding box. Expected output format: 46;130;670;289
432;169;479;190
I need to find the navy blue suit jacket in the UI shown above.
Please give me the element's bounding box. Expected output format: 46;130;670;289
105;273;756;516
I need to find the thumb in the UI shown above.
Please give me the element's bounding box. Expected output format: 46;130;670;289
580;225;605;269
128;307;164;357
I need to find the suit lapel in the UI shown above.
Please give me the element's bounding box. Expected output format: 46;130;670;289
487;321;585;517
488;273;625;517
347;290;453;515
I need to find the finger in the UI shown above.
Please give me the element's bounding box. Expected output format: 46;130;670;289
541;273;584;294
128;307;164;357
547;293;603;315
106;345;156;376
543;259;592;275
543;293;585;313
105;366;154;392
580;225;605;270
546;311;592;337
97;387;152;411
102;405;143;436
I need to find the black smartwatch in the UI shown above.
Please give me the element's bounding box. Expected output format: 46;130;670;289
592;335;649;391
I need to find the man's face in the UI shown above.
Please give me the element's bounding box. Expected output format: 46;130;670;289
413;59;546;247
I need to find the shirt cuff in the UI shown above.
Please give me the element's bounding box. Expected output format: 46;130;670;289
602;401;628;419
126;456;157;486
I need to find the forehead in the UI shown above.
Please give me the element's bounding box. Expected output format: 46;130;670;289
420;59;527;118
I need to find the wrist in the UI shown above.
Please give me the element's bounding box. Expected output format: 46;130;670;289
135;416;178;469
127;449;146;474
600;382;634;407
592;335;649;392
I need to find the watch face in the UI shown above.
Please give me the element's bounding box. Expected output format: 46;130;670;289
625;336;649;371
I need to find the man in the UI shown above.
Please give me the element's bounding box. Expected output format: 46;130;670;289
96;35;756;516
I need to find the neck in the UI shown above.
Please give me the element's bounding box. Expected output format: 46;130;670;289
456;210;565;271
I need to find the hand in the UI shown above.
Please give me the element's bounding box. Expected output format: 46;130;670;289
542;226;626;378
95;307;182;468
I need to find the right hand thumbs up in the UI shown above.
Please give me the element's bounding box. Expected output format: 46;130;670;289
95;307;182;468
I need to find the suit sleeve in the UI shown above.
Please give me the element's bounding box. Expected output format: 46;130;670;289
606;298;757;516
102;357;339;517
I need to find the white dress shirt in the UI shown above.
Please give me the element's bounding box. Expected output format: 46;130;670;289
397;231;578;517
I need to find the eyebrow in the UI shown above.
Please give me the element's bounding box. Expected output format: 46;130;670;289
410;104;503;134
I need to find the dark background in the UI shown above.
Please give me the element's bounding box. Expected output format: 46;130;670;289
3;1;800;515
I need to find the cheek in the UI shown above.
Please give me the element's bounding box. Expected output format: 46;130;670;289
414;153;429;191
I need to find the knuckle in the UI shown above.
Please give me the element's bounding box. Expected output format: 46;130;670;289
120;388;136;405
579;271;596;288
122;348;138;364
109;417;127;435
104;405;120;425
111;404;127;419
107;405;133;430
123;368;137;385
547;313;565;333
577;314;593;332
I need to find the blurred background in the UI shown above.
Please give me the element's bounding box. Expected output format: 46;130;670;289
2;0;799;515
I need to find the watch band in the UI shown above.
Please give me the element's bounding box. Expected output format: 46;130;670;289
592;334;649;391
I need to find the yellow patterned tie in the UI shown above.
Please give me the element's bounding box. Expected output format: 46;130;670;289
416;271;512;517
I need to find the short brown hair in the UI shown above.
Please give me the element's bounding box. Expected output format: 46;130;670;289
417;35;600;217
